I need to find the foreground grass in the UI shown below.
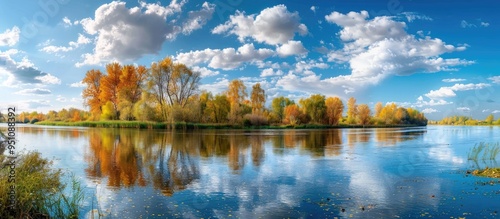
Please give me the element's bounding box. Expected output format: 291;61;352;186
467;142;500;178
0;152;84;218
35;120;425;129
472;167;500;178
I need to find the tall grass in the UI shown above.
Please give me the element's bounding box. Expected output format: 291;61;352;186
467;142;500;161
0;146;85;218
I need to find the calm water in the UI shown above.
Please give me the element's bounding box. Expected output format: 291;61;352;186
2;125;500;218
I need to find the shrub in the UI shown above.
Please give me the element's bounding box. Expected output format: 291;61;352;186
243;114;269;126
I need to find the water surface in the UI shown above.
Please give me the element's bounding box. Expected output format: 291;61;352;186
3;125;500;218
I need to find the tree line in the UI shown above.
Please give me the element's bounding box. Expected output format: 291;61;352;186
432;114;500;125
4;57;428;126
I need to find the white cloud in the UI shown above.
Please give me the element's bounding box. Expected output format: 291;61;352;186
276;40;307;57
492;110;500;114
15;88;52;95
425;83;491;99
310;6;317;13
442;78;466;83
191;66;219;78
461;20;489;28
175;43;274;70
35;74;61;85
69;81;86;88
0;26;20;47
457;107;470;112
182;2;215;35
77;1;210;67
401;12;432;22
62;17;73;27
482;109;490;113
0;50;60;87
481;22;490;27
422;108;439;114
414;96;452;107
488;76;500;84
260;68;283;77
323;10;472;88
425;87;456;99
41;34;91;54
212;4;308;45
199;78;229;94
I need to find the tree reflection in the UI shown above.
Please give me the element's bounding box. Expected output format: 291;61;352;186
83;127;426;196
152;131;199;196
84;129;199;196
375;128;426;146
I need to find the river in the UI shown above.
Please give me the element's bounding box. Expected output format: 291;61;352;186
2;125;500;218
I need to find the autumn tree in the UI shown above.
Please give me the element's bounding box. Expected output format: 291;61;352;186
375;102;383;118
271;96;294;123
250;83;265;115
147;58;175;121
357;104;371;125
118;65;148;120
325;97;344;125
283;104;301;125
347;97;357;124
82;69;103;120
486;114;494;125
227;79;247;124
379;103;397;125
171;63;200;107
99;63;122;120
299;94;326;124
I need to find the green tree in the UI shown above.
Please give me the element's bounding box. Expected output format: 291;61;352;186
271;96;294;123
486;114;494;125
299;94;326;124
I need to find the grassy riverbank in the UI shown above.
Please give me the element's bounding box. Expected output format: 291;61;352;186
34;120;425;129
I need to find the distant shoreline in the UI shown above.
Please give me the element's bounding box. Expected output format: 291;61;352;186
29;121;427;129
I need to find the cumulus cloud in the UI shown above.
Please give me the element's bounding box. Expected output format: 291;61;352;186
442;78;466;83
15;88;52;95
0;50;60;87
40;34;91;54
275;11;472;96
425;83;491;99
260;68;284;77
199;78;229;94
191;66;219;77
76;1;212;67
175;43;274;70
461;20;489;28
481;22;490;27
324;11;471;84
457;107;470;112
0;26;20;47
69;81;86;88
492;110;500;114
182;2;215;34
488;76;500;84
276;40;308;57
212;4;308;45
421;108;438;114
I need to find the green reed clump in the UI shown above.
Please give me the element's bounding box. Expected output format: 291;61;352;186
468;142;500;161
0;146;84;218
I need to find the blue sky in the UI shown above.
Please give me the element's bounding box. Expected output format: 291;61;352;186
0;0;499;120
